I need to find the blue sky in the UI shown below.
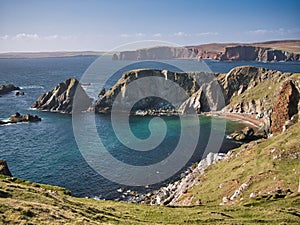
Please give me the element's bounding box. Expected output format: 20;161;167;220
0;0;300;52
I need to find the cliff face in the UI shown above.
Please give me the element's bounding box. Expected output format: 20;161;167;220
94;69;203;114
114;40;300;62
32;78;92;114
115;47;199;60
219;66;292;111
220;46;300;62
95;66;300;135
270;80;300;133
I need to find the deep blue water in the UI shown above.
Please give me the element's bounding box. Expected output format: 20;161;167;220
0;56;300;198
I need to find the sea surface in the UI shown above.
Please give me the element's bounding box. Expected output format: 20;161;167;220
0;56;300;199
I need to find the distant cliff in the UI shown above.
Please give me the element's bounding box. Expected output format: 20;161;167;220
220;45;300;62
113;40;300;62
113;46;221;61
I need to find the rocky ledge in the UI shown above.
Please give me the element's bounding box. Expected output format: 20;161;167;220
0;112;41;125
0;84;20;96
32;78;92;114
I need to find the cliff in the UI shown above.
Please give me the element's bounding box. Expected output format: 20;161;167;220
114;46;222;61
220;45;300;62
114;40;300;62
32;78;92;114
95;66;300;136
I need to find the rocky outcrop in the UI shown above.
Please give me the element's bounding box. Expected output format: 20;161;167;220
0;160;12;177
0;112;41;125
220;66;292;115
228;126;261;142
32;78;92;114
94;66;299;136
0;84;20;96
95;69;203;114
122;152;226;205
220;46;300;62
270;80;300;133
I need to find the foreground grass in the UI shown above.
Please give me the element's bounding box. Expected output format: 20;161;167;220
0;174;299;224
0;125;299;224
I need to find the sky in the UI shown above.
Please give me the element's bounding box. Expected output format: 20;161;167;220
0;0;300;52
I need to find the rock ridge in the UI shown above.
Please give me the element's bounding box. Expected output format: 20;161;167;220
32;78;92;114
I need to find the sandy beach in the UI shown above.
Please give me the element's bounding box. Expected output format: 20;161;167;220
204;111;263;128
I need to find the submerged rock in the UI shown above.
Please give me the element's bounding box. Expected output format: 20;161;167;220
14;91;24;96
32;78;92;114
0;160;12;177
0;84;20;96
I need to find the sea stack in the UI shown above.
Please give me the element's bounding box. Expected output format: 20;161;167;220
32;78;92;114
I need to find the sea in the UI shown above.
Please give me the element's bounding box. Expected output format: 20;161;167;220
0;56;300;199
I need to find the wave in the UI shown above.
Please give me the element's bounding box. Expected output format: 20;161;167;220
20;85;44;89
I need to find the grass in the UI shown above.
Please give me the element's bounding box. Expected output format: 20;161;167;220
227;73;300;108
0;124;299;224
1;174;299;224
177;124;300;208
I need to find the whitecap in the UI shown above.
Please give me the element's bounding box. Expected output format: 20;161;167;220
20;85;44;89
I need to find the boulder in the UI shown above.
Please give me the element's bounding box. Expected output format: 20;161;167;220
0;84;20;96
0;160;12;177
228;126;256;142
32;78;92;114
14;91;25;96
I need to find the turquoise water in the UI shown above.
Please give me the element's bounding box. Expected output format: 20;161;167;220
0;56;300;198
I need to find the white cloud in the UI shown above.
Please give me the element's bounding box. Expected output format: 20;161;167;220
173;31;190;37
44;34;59;40
0;35;9;40
0;33;78;42
135;32;145;37
246;28;300;36
120;33;146;38
153;33;162;37
120;34;130;38
12;33;40;40
196;32;219;36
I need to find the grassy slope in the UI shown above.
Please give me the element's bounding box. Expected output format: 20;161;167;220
0;124;300;224
176;124;300;219
225;73;300;108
